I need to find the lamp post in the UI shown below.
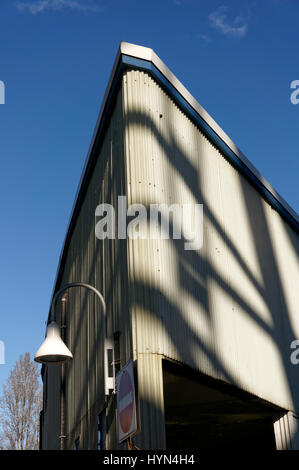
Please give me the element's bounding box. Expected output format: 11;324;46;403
35;282;106;364
35;282;114;450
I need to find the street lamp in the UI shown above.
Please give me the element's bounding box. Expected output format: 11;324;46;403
35;282;115;450
34;281;114;394
34;320;73;364
35;282;106;363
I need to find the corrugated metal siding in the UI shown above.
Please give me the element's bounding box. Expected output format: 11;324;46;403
134;353;166;449
43;66;299;450
122;69;299;413
42;366;60;449
42;88;132;449
274;412;299;449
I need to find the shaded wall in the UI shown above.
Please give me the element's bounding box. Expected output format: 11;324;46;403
42;89;132;449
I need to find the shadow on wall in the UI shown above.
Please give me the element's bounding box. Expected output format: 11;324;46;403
124;93;299;418
59;78;299;450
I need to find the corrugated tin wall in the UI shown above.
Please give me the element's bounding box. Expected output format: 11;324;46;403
122;69;299;415
43;66;299;450
42;89;132;449
41;366;60;449
274;412;299;449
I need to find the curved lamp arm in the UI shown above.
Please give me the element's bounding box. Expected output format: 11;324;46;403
49;282;106;339
37;282;112;450
36;282;113;395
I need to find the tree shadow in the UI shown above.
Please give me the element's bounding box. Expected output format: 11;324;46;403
123;90;299;416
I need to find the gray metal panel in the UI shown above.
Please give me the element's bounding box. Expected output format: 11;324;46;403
41;366;60;449
122;69;299;413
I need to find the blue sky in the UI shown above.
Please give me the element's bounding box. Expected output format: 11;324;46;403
0;0;298;390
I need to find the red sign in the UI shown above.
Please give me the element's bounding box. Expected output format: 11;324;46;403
116;360;137;442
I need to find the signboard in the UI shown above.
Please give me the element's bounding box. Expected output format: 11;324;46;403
116;360;137;443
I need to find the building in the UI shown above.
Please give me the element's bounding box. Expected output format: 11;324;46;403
39;42;299;450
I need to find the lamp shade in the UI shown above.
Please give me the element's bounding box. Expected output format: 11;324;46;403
34;321;73;364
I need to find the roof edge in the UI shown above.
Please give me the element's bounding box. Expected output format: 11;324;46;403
119;42;298;223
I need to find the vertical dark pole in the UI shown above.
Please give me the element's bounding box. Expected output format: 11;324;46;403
59;295;67;450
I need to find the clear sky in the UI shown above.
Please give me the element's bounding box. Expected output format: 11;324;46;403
0;0;298;391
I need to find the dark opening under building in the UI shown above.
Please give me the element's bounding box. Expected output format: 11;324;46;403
39;42;299;450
